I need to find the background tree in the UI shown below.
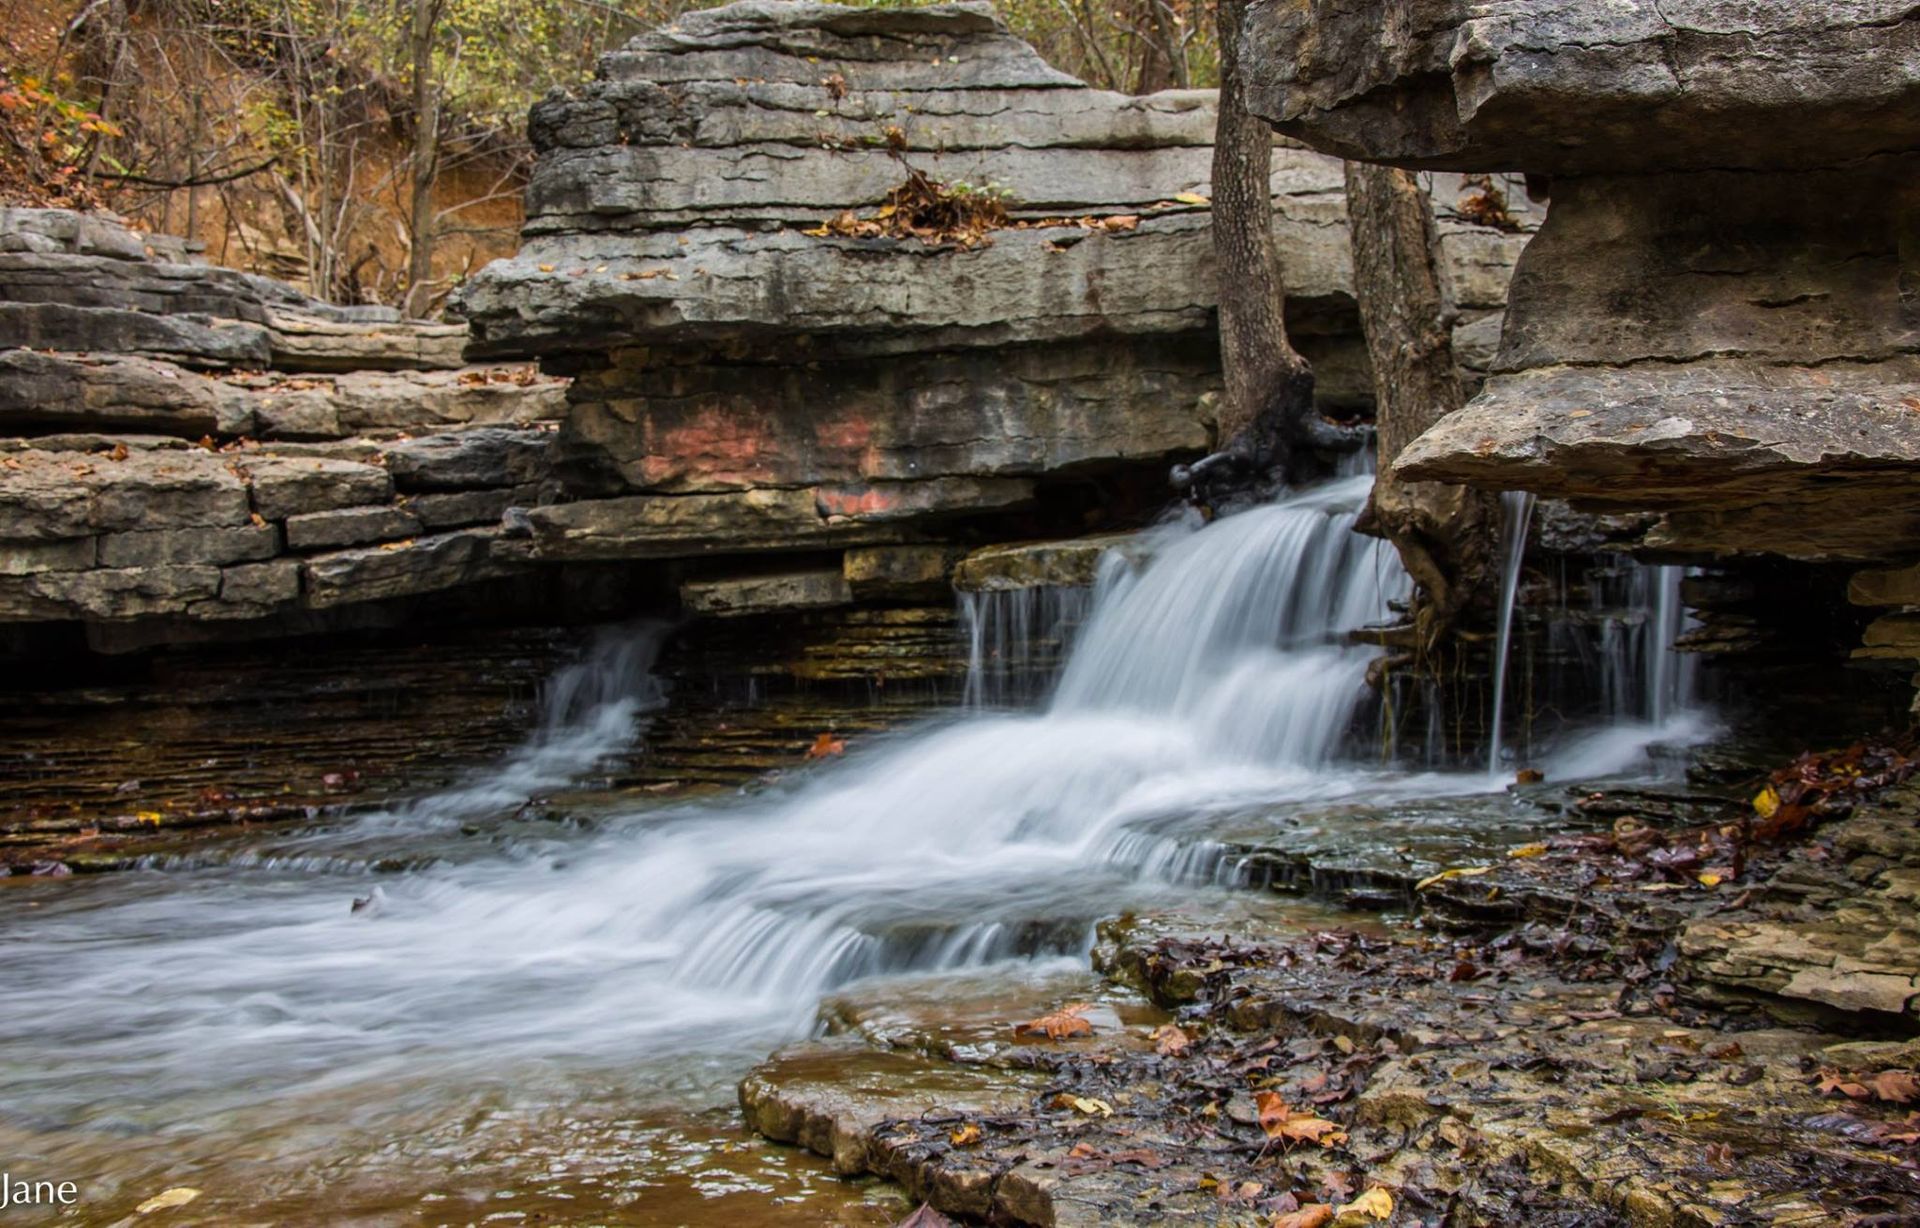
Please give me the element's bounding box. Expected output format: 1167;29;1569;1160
1176;0;1330;502
1345;162;1497;649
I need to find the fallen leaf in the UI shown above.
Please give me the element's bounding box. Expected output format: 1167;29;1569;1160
1255;1092;1348;1147
1017;1003;1094;1041
136;1188;201;1214
1508;842;1548;859
1869;1070;1920;1104
1272;1206;1332;1228
1053;1094;1113;1117
1333;1187;1393;1224
1817;1069;1871;1100
805;732;846;760
893;1204;959;1228
1151;1023;1191;1056
949;1122;983;1146
1414;865;1492;891
537;263;556;272
1174;191;1210;206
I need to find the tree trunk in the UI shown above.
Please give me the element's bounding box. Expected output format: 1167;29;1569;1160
403;0;441;318
1344;161;1498;648
1177;0;1316;504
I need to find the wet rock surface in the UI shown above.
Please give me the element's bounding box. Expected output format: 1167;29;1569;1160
739;760;1920;1226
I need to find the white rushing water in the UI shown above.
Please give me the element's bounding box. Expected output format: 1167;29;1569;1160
0;473;1701;1156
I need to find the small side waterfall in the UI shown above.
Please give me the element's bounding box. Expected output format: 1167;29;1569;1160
958;584;1096;708
1592;561;1696;726
1488;491;1537;772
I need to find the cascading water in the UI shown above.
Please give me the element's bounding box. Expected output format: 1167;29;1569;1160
1487;490;1537;772
958;583;1096;708
0;472;1702;1211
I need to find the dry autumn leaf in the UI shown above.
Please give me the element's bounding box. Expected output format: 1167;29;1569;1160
893;1204;959;1228
805;732;846;759
1414;865;1492;891
1271;1206;1333;1228
1052;1093;1113;1117
1151;1023;1190;1056
949;1122;983;1146
1333;1187;1393;1224
1255;1092;1348;1147
1870;1070;1920;1104
1016;1002;1094;1041
136;1187;201;1214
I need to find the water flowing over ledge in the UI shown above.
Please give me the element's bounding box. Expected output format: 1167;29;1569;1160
0;471;1709;1204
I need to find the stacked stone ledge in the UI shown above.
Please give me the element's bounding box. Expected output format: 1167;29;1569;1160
1242;0;1920;687
0;206;568;649
453;0;1533;616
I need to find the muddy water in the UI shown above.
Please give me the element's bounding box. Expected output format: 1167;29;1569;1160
0;476;1702;1224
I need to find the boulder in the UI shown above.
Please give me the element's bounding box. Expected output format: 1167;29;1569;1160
0;302;271;369
1243;0;1920;174
953;532;1147;592
0;448;252;541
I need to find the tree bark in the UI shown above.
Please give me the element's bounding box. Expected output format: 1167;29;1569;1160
1344;161;1498;647
403;0;442;319
1177;0;1316;504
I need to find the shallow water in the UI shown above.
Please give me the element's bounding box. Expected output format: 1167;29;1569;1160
0;475;1701;1223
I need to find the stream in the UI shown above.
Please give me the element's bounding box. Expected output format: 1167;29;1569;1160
0;474;1704;1224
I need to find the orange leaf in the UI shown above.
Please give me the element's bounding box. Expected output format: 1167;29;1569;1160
1272;1206;1333;1228
1013;1002;1095;1041
1151;1023;1191;1056
805;732;846;760
1255;1092;1348;1147
949;1122;983;1146
1870;1070;1920;1104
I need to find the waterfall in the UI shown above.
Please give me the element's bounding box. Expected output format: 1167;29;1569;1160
0;472;1690;1146
1591;560;1696;727
1487;490;1537;772
958;583;1096;708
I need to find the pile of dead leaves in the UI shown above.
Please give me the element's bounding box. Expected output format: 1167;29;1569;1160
1751;731;1919;840
803;167;1010;249
1455;173;1524;233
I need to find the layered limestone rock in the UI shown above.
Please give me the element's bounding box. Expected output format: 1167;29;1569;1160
455;0;1532;576
0;208;568;648
1239;2;1920;570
